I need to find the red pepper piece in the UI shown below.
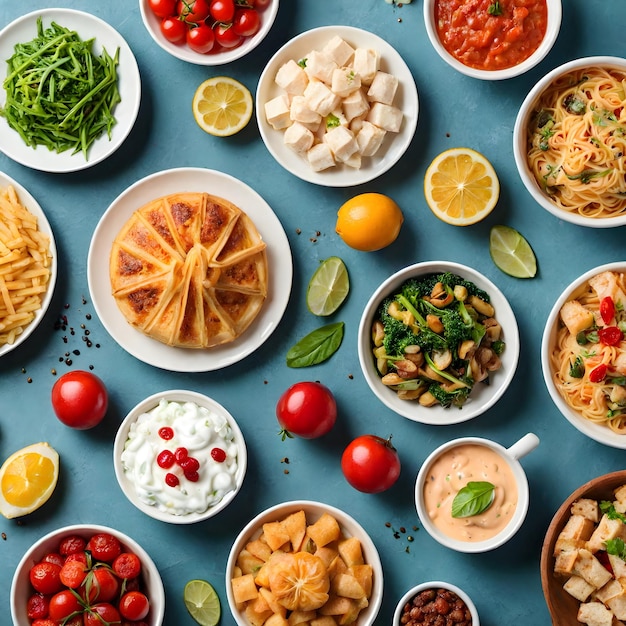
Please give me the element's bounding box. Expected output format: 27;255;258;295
600;296;616;325
589;364;608;383
598;326;623;346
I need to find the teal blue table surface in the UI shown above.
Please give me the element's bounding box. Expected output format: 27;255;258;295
1;1;625;624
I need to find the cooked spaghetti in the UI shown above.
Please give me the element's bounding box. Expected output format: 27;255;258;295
527;66;626;219
551;270;626;433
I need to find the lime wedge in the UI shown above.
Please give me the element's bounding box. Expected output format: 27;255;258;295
306;256;350;316
184;579;221;626
489;225;537;278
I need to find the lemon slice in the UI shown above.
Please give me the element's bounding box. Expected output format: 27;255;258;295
192;77;253;137
0;442;59;519
306;257;350;316
424;147;500;226
184;579;221;626
489;225;537;278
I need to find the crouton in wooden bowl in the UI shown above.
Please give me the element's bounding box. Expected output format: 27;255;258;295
541;470;626;626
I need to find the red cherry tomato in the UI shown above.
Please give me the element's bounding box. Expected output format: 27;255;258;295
29;561;63;595
148;0;177;17
51;370;108;430
48;589;83;621
177;0;210;22
589;363;608;383
86;533;122;563
186;23;216;53
59;559;87;589
600;296;616;325
214;23;243;48
599;326;623;346
27;593;50;620
232;8;261;37
41;552;64;567
119;591;150;621
249;0;271;9
276;382;337;439
31;621;57;626
59;535;87;557
209;0;236;22
341;435;401;493
160;15;187;43
83;603;121;626
84;568;119;603
113;552;142;580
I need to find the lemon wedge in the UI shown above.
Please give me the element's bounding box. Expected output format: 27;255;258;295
192;77;253;137
0;442;59;519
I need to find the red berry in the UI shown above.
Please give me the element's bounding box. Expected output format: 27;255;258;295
174;447;188;462
180;456;200;473
158;426;174;440
157;449;175;468
165;472;179;487
211;447;226;462
184;470;200;482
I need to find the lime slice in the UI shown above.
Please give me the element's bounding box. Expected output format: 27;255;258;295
184;579;221;626
306;257;350;316
489;225;537;278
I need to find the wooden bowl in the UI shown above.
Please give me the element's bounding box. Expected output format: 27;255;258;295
540;470;626;626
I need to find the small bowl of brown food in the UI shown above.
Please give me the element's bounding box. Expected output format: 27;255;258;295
393;581;479;625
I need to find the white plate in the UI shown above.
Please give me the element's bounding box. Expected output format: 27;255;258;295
0;9;141;173
0;171;57;358
256;25;419;187
87;167;293;372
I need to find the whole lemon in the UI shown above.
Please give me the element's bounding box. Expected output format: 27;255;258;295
335;193;404;251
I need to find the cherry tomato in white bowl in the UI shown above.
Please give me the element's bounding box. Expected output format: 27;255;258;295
341;435;401;493
276;381;337;439
51;370;108;430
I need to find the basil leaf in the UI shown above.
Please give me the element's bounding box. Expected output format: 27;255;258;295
286;322;344;368
451;481;495;518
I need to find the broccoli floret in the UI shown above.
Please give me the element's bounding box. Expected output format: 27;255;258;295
429;382;471;408
419;298;475;352
402;272;490;302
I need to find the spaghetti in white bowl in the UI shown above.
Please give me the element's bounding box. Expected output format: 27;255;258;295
542;262;626;448
514;57;626;228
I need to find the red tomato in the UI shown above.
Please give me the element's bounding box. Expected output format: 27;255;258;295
27;593;50;620
209;0;235;22
590;363;608;383
276;382;337;439
51;370;108;430
148;0;177;17
84;568;119;603
59;535;87;557
160;15;187;43
32;620;57;626
48;589;83;621
214;23;243;48
60;560;87;589
29;561;63;595
186;24;216;53
113;552;142;579
600;296;616;325
232;8;260;37
86;533;122;563
41;552;64;567
599;326;623;346
177;0;210;22
119;591;150;621
341;435;401;493
83;603;121;626
249;0;271;10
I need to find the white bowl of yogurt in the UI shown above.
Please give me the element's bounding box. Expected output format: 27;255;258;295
113;389;247;524
415;433;539;552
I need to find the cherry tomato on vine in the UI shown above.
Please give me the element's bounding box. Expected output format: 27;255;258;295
214;23;243;48
41;552;64;568
276;381;337;439
59;535;87;557
48;590;83;621
178;0;210;22
59;560;87;589
86;533;122;563
232;8;261;37
113;552;142;580
187;24;216;53
119;591;150;621
51;370;108;430
160;15;187;43
148;0;177;18
29;562;63;595
341;435;401;493
83;603;121;626
84;568;119;603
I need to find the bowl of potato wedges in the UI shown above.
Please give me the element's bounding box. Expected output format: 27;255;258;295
225;500;383;626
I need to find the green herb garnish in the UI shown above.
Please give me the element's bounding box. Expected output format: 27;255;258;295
569;355;584;378
605;537;626;561
600;500;626;523
451;481;495;518
488;2;503;15
286;322;345;368
297;58;307;69
326;113;341;129
567;169;613;184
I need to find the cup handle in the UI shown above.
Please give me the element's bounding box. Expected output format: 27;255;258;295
506;433;540;461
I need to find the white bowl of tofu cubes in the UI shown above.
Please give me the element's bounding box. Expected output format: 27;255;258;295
256;26;419;187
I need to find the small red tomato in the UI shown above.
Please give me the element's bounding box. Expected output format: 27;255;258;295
599;326;623;346
113;552;142;580
48;589;83;621
31;620;57;626
59;535;87;557
177;0;210;22
186;23;216;54
232;8;261;37
160;15;187;43
27;593;50;620
59;559;87;589
148;0;177;17
600;296;616;325
589;363;608;383
51;370;108;429
86;533;122;563
214;23;242;48
84;568;119;603
276;381;337;439
29;561;63;595
83;603;121;626
209;0;236;23
341;435;401;493
41;552;64;567
249;0;271;9
119;591;150;621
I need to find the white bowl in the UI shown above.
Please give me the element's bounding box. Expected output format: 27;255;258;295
225;500;383;626
139;0;278;65
393;581;480;625
541;261;626;448
358;261;520;425
513;56;626;227
11;523;165;625
423;0;561;80
415;433;539;553
256;25;419;187
114;389;247;524
0;171;57;358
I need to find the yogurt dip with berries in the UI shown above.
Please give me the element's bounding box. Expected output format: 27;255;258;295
121;398;240;517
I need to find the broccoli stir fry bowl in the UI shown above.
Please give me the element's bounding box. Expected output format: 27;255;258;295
358;261;520;425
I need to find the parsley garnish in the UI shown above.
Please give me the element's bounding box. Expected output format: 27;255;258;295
605;537;626;561
488;2;503;15
600;500;626;523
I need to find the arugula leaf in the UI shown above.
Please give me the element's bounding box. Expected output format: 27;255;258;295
600;500;626;523
605;537;626;561
451;481;495;518
286;322;344;368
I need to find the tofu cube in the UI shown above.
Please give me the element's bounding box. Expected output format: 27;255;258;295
573;548;613;588
322;35;355;67
275;59;309;95
290;95;322;126
307;142;335;172
356;120;387;157
324;110;348;130
594;578;623;603
608;590;626;620
615;486;626;513
609;553;626;582
331;67;362;98
572;499;601;523
554;550;579;576
349;114;368;134
342;151;362;169
577;601;616;626
265;94;292;130
555;514;596;556
323;125;358;162
341;88;370;122
367;102;403;133
303;80;341;117
563;575;596;602
353;48;379;85
283;122;314;153
367;71;399;105
587;514;626;553
303;50;337;85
